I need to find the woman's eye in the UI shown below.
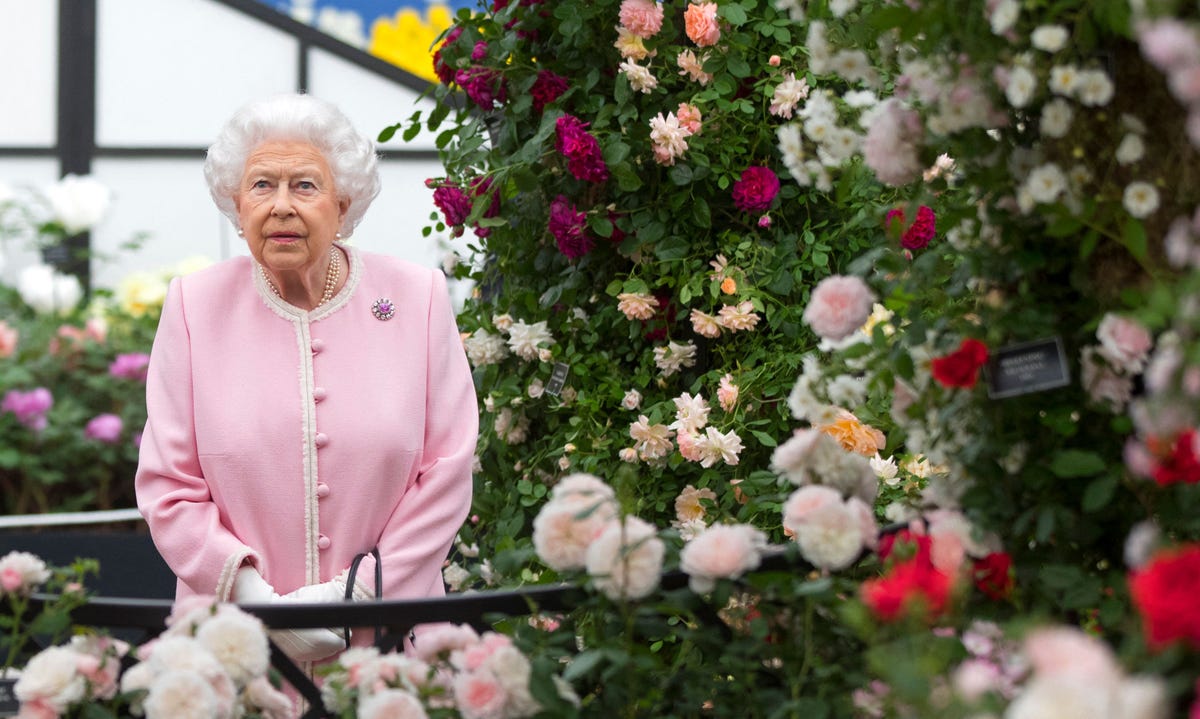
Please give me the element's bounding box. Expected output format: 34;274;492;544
252;180;271;189
296;181;316;191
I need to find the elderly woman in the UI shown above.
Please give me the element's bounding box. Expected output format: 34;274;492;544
135;94;478;663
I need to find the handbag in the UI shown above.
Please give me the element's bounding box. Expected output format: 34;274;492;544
343;547;382;645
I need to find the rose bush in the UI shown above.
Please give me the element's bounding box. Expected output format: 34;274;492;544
399;0;1200;716
0;177;204;514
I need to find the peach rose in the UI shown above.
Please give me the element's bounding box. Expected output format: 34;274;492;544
818;410;886;456
684;2;721;47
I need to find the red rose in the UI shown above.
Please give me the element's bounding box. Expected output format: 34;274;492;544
1129;543;1200;650
731;165;780;214
1152;429;1200;486
877;529;931;564
885;205;937;250
972;552;1013;600
931;338;989;389
861;555;954;622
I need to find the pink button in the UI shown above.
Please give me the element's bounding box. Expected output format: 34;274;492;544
311;339;325;353
315;432;329;448
317;535;331;550
313;387;327;402
316;483;330;498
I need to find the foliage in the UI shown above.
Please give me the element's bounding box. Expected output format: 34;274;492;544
0;178;200;515
403;0;1200;716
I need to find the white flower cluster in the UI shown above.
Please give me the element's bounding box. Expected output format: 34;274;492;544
782;485;877;571
17;598;289;719
465;314;556;366
0;550;51;596
771;428;876;502
530;473;666;601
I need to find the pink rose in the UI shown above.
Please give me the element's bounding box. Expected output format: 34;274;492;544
618;0;664;39
731;165;780;213
863;99;924;186
1;567;23;592
802;275;875;341
453;671;508;717
1096;313;1153;373
1023;626;1121;683
84;413;123;444
0;320;17;358
676;103;702;134
684;2;721;47
782;485;842;526
679;523;766;593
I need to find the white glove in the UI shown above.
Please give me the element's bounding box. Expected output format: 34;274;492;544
232;567;346;663
280;578;348;604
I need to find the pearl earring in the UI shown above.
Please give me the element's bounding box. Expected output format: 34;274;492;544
335;232;342;239
237;228;244;237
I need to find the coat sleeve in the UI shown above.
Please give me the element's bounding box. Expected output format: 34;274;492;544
135;278;261;600
347;270;477;600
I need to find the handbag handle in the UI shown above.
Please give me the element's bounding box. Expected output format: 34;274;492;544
344;547;382;645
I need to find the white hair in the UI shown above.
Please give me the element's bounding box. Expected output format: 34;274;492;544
203;94;381;237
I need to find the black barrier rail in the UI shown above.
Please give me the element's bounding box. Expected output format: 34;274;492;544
15;546;825;718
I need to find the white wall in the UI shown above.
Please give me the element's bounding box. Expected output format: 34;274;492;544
0;2;57;147
0;0;466;302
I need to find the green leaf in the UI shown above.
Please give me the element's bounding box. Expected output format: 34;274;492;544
0;448;19;469
426;101;450;132
726;54;752;78
669;164;694;185
720;3;748;25
1123;217;1148;262
563;649;608;681
377;123;400;143
1048;450;1106;478
750;430;778;447
603;140;631;165
1081;474;1117;511
590;214;614;238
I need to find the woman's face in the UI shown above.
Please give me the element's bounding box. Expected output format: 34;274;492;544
235;139;349;273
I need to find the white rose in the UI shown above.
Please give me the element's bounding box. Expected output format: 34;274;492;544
17;263;82;315
44;174;111;235
14;646;87;709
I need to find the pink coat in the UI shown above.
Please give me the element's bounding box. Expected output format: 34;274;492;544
135;246;477;611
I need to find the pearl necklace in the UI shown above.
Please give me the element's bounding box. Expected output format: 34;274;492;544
259;247;341;308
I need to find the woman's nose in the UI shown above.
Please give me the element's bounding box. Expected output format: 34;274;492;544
271;187;295;216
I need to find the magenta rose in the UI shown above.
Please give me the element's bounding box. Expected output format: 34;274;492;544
548;195;594;259
454;66;507;109
555;115;609;183
109;352;151;382
85;413;123;444
469;176;501;238
531;70;569;113
2;387;53;432
732;166;780;213
432;26;464;85
432;183;472;236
